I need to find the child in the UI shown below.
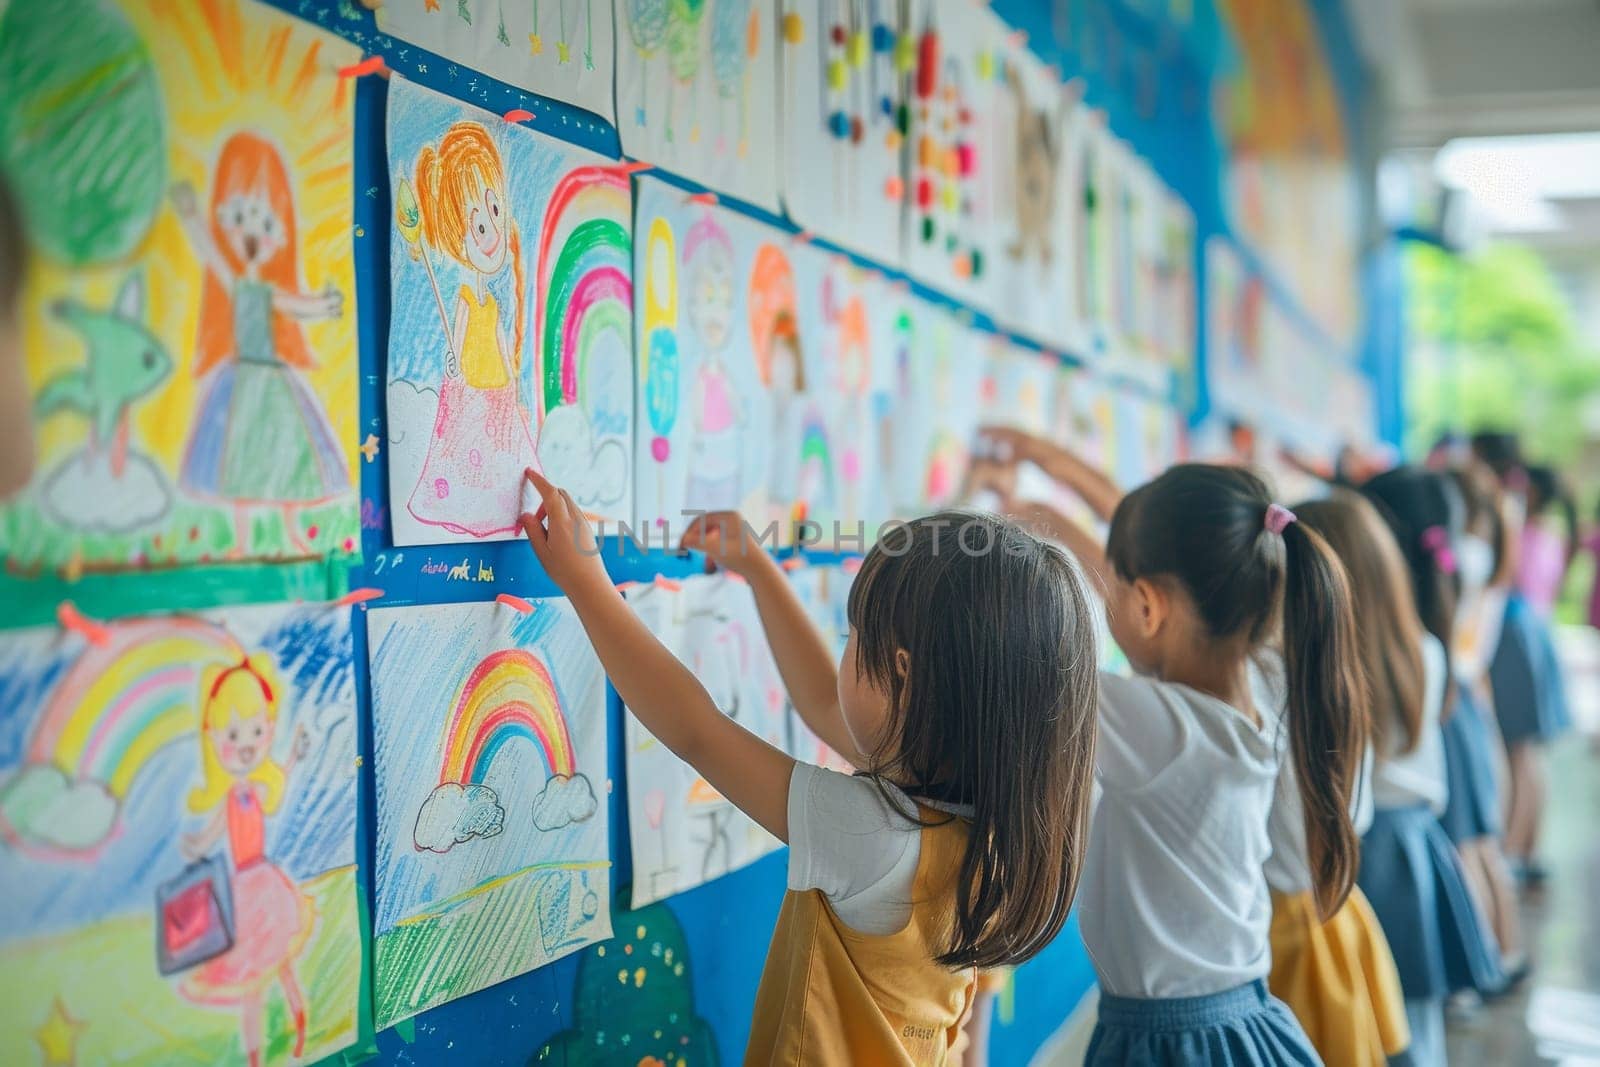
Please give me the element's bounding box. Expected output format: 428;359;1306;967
1;170;35;496
179;654;314;1067
1293;491;1471;1064
977;432;1365;1065
1359;467;1506;1059
519;469;1098;1064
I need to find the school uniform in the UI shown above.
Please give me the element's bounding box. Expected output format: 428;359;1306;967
1437;680;1501;844
1489;594;1572;747
1357;635;1504;1065
1080;673;1322;1066
747;765;977;1065
1261;657;1410;1067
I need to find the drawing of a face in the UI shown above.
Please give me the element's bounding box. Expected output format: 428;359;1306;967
211;704;275;776
688;249;734;353
217;190;287;269
463;179;508;275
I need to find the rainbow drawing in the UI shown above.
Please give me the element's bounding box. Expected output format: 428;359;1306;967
438;649;576;786
798;408;835;507
3;618;242;857
535;166;633;418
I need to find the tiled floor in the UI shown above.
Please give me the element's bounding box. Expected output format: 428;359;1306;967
1445;737;1600;1066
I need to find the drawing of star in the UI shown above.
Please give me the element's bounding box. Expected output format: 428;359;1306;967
34;998;86;1066
423;0;439;9
529;33;543;54
557;40;571;63
360;434;381;463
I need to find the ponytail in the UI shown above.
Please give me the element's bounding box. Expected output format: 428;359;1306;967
1278;518;1369;919
509;223;525;370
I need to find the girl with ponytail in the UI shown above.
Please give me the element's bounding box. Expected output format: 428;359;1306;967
975;432;1363;1066
403;121;538;538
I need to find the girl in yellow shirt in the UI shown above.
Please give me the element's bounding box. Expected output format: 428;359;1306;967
521;471;1099;1065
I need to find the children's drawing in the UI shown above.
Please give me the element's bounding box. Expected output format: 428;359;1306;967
1113;390;1180;489
624;575;787;907
748;241;809;531
172;132;351;558
616;0;781;211
386;78;633;545
990;41;1086;351
34;273;174;534
537;902;719;1064
633;177;772;532
979;339;1061;505
368;599;610;1027
884;298;983;513
378;0;616;121
0;0;360;570
778;0;909;263
901;0;1003;309
0;602;360;1067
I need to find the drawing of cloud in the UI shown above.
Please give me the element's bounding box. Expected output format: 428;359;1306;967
413;781;505;853
530;773;598;832
0;764;119;851
536;406;626;508
40;450;170;533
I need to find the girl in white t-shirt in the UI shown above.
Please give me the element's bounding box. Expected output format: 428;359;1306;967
977;434;1367;1067
520;468;1099;1065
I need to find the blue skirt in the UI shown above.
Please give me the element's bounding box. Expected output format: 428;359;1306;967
1439;685;1502;843
1490;596;1572;746
1087;979;1322;1066
1358;806;1504;1000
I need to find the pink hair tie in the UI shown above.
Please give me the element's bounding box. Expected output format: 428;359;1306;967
1420;525;1459;575
1264;504;1297;535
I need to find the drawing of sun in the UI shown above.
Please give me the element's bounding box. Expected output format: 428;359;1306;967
19;0;360;491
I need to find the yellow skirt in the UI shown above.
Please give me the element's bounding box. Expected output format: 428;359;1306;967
1268;888;1410;1067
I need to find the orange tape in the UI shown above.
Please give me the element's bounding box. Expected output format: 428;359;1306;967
338;55;386;79
496;593;535;613
332;587;385;607
503;108;535;123
57;601;112;646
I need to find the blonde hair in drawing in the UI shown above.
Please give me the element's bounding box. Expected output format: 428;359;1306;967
188;654;288;815
414;122;527;364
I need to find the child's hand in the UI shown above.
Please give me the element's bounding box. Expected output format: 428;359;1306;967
963;457;1019;509
977;425;1045;464
681;510;770;578
520;468;611;598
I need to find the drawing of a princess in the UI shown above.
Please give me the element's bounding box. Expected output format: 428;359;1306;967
682;213;744;510
748;244;804;528
173;132;349;557
179;655;314;1067
405;123;538;538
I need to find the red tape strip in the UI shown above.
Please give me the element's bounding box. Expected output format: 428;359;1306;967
338;55;386;79
57;601;112;646
496;593;535;613
332;587;384;608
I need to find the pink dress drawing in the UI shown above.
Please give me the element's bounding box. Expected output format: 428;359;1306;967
408;287;539;537
181;782;314;1010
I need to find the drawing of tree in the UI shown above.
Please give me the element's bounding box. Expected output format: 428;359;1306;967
534;902;718;1066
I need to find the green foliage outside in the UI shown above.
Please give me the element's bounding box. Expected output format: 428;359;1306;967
1404;241;1600;623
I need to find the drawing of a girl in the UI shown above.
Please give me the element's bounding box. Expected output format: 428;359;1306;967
405;122;538;538
173;132;348;557
748;245;804;528
831;294;871;524
682;213;744;510
179;655;313;1067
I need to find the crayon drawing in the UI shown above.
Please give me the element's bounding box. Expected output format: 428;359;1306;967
615;0;781;211
885;297;983;515
634;177;775;533
989;42;1083;351
0;602;360;1067
979;339;1061;504
378;0;616;122
1113;391;1181;490
784;563;858;774
0;0;359;570
386;78;633;545
625;575;788;907
901;0;1003;309
778;0;908;264
368;599;610;1027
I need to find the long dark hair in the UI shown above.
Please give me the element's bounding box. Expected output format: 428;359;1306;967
847;511;1098;968
1363;467;1464;717
1105;464;1368;919
1296;492;1428;756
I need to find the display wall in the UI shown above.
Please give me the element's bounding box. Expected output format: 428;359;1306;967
0;1;1375;1064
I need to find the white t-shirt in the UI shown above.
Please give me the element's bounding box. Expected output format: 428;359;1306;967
1370;633;1449;814
1078;672;1284;999
1256;653;1376;895
786;762;973;935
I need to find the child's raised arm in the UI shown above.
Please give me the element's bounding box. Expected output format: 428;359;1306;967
979;426;1124;522
682;512;867;769
520;471;795;841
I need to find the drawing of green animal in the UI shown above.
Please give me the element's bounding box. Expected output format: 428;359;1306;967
36;273;170;467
